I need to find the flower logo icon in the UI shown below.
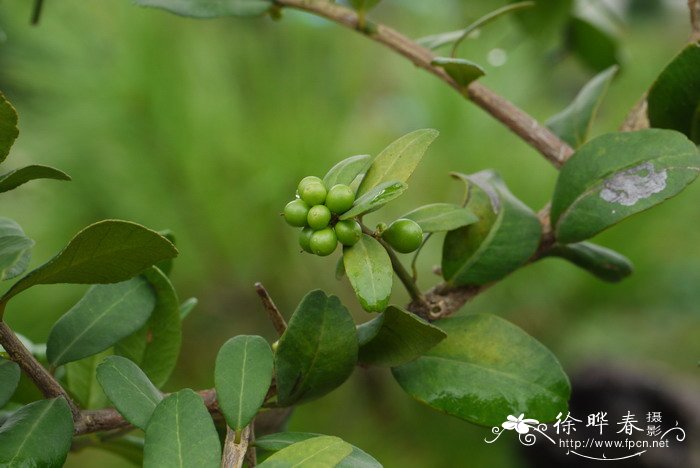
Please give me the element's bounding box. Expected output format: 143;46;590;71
502;414;540;434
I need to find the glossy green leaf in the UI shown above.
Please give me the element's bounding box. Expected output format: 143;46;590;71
0;93;18;164
401;203;478;233
0;165;70;194
0;398;74;467
256;432;381;468
0;358;20;408
546;65;618;148
0;218;33;282
648;42;700;144
115;267;182;387
96;355;163;430
179;297;198;320
134;0;272;18
215;335;273;431
342;235;392;312
66;349;112;409
566;16;620;72
275;290;358;406
0;220;177;306
258;436;353;468
357;129;438;196
442;171;541;286
393;314;570;426
144;389;221;468
46;276;156;366
551;129;700;243
155;230;176;276
323;154;372;188
339;181;407;220
431;58;485;88
357;305;446;367
546;242;633;282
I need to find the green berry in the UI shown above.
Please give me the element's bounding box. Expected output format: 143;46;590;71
310;227;338;256
298;178;327;206
307;205;332;230
325;184;355;214
334;220;362;246
283;199;310;227
299;227;314;253
382;218;423;253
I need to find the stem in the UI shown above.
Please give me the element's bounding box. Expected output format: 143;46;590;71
0;321;79;417
254;282;287;336
31;0;44;25
274;0;573;167
221;425;251;468
690;0;700;40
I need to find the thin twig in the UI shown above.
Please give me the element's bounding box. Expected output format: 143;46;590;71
0;321;79;417
275;0;574;167
31;0;44;25
254;282;287;336
690;0;700;41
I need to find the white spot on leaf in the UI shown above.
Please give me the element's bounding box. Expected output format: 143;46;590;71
599;162;667;206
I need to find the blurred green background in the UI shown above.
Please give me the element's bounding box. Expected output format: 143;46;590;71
0;0;698;466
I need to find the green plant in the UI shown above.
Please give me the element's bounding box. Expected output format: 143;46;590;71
1;0;700;467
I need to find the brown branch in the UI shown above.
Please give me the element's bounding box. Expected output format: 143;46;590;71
620;93;649;132
275;0;574;167
690;0;700;41
254;282;287;336
221;425;251;468
0;321;79;417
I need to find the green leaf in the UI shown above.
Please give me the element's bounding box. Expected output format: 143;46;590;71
348;0;381;12
0;165;71;194
275;290;358;406
0;220;178;306
546;242;633;282
401;203;478;233
648;42;700;144
134;0;272;18
65;349;112;409
442;171;541;286
155;230;176;276
335;257;346;280
46;276;156;367
0;398;74;467
357;305;446;367
510;0;572;40
116;267;182;387
342;235;392;312
551;129;700;243
339;181;407;220
566;16;620;72
392;314;570;426
0;358;20;408
96;355;163;430
144;389;221;468
431;58;485;88
546;66;618;148
357;129;438;196
0;92;18;165
0;218;34;282
258;436;353;468
323;154;372;188
215;335;273;431
256;432;381;468
179;297;198;320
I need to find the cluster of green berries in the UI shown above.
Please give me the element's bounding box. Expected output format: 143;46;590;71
284;175;425;256
283;176;362;256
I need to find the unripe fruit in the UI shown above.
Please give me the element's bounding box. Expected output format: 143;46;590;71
382;218;423;253
298;227;314;253
334;219;362;246
310;227;338;256
325;184;355;214
283;199;310;227
307;205;332;230
298;178;327;206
